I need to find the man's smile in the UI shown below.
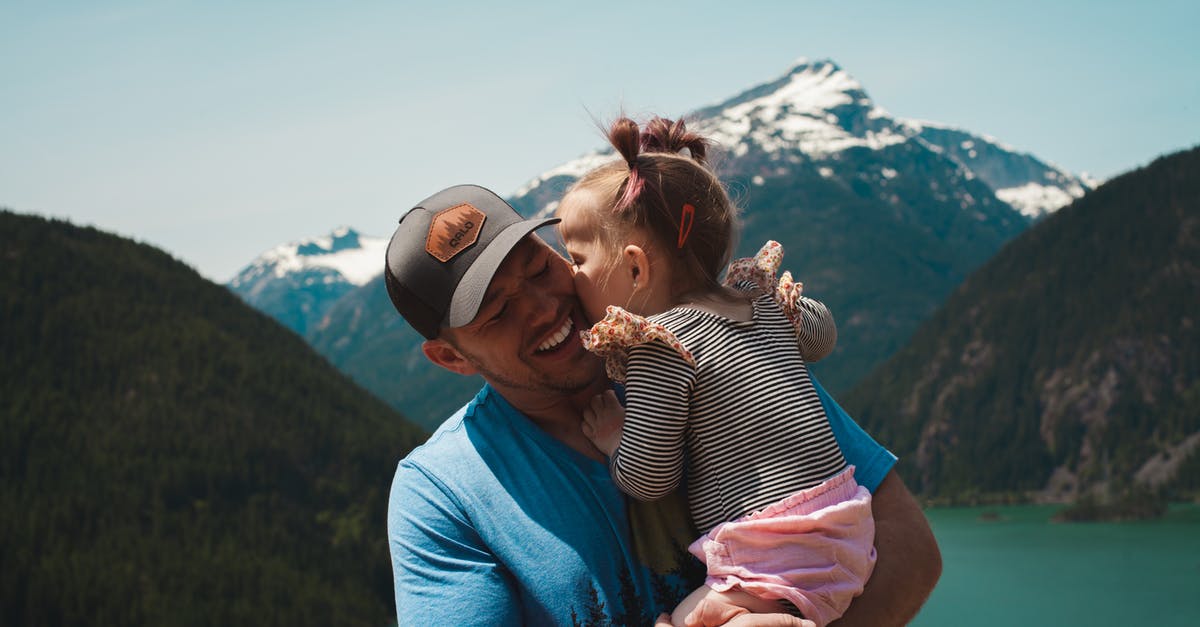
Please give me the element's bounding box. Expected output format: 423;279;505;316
536;318;574;353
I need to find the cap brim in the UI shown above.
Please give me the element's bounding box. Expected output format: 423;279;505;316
447;217;561;328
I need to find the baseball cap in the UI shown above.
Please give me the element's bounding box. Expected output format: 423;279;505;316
384;184;560;339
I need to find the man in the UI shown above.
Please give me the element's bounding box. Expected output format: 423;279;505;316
384;184;940;626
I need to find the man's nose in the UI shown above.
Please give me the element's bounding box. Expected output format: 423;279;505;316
520;282;559;325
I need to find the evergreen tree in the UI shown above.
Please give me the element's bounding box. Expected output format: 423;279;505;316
0;211;426;626
843;147;1200;503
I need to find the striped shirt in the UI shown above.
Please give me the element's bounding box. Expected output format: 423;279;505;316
609;289;847;533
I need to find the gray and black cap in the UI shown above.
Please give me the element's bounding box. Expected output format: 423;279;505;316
384;184;560;339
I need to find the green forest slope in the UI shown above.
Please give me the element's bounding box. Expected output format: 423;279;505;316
1;211;426;626
844;147;1200;503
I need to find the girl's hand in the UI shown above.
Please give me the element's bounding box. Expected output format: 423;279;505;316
581;389;625;457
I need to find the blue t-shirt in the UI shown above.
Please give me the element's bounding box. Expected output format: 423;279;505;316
387;375;895;626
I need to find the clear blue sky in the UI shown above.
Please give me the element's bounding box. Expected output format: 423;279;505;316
3;1;1197;282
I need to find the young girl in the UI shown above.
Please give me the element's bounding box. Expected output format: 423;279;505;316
556;116;876;627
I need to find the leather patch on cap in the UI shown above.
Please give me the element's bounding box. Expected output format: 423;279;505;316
426;203;487;262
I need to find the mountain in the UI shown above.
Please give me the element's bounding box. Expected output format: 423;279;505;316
903;122;1095;219
514;59;1093;394
841;147;1200;503
229;227;387;336
1;211;425;626
515;59;1091;221
236;58;1094;430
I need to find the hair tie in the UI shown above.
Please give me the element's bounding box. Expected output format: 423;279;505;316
677;203;695;248
616;162;644;212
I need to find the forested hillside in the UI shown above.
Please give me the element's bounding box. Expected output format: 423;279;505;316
844;147;1200;503
0;211;425;626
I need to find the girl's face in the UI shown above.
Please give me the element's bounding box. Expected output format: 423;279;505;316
556;189;637;324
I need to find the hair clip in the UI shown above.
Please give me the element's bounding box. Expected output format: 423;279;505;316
677;203;695;249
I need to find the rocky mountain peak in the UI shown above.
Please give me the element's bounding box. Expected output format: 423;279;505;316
230;227;387;290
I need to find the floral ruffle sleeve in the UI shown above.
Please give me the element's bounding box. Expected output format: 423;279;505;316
579;305;696;383
724;240;838;362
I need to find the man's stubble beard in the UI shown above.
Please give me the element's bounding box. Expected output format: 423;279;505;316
451;340;601;396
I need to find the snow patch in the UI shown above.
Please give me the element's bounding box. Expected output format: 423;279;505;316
513;151;618;198
232;229;388;288
533;200;560;220
996;182;1084;218
695;62;907;158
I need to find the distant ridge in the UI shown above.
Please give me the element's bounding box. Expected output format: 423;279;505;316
230;227;388;335
843;146;1200;502
509;59;1093;396
234;58;1096;430
516;59;1091;220
1;211;425;626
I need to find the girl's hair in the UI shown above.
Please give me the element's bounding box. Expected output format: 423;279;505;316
564;115;739;300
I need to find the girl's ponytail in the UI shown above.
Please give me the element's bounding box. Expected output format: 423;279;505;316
641;116;708;165
609;117;645;212
563;114;737;298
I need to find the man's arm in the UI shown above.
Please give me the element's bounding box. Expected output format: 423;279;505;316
388;461;520;624
809;373;942;625
829;471;942;627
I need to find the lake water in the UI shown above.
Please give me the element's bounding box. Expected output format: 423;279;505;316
913;503;1200;626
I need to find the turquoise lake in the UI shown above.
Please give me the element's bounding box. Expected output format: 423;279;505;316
912;503;1200;626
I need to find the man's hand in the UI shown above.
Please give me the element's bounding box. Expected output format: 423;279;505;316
581;389;624;456
654;613;814;627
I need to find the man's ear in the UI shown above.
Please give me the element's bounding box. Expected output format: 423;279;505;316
622;244;653;290
421;338;479;376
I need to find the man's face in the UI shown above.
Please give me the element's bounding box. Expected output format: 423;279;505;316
442;235;604;398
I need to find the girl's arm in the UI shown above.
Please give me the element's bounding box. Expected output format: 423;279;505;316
791;294;837;362
606;339;695;501
726;240;836;361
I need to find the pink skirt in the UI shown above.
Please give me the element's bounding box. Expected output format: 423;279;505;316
687;466;876;627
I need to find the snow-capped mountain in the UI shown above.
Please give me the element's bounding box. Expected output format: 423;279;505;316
237;58;1100;428
503;59;1103;396
514;59;1092;220
904;121;1094;218
228;227;387;335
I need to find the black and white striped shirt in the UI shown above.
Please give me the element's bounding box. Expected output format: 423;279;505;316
609;290;847;533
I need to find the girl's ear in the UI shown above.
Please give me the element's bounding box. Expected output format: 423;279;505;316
622;244;652;289
422;338;479;376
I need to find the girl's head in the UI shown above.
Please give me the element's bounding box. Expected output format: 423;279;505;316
556;116;739;321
